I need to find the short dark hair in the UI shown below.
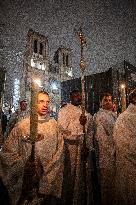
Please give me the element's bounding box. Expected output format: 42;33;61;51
70;89;81;97
38;90;49;96
20;100;27;104
99;93;112;102
129;89;136;104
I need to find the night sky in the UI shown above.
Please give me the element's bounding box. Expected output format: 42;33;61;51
0;0;136;101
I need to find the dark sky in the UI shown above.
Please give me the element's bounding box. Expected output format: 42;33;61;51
0;0;136;84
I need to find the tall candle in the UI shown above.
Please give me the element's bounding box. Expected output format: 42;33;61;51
120;84;126;113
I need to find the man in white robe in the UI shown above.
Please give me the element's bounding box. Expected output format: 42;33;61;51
113;89;136;205
0;91;64;205
94;93;117;205
58;90;94;205
6;100;29;136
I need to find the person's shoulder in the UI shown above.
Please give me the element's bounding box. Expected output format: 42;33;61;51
62;103;72;109
16;116;30;128
126;103;136;115
45;117;58;128
59;103;72;113
94;109;109;123
116;109;129;123
49;117;57;123
115;106;133;128
95;109;103;117
7;116;30;136
86;111;93;119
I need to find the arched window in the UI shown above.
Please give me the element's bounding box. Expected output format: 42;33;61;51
63;53;65;65
39;43;43;55
66;55;69;67
45;43;46;57
34;40;37;53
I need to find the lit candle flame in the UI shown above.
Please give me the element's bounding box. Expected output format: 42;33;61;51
120;83;126;112
121;84;125;89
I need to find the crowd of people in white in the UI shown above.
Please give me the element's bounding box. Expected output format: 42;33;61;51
0;88;136;205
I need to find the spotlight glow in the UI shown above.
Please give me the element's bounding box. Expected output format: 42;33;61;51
33;79;42;87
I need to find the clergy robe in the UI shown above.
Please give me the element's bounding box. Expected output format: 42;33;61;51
0;115;64;205
58;103;94;205
113;103;136;205
94;108;117;205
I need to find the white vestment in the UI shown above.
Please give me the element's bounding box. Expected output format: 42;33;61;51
6;109;29;136
58;103;94;205
113;103;136;205
0;116;64;205
94;108;117;205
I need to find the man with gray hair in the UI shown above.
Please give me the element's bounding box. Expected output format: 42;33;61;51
6;100;28;136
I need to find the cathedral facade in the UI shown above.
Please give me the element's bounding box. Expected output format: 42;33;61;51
20;29;73;113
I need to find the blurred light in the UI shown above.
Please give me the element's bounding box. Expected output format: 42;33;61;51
120;84;125;89
31;58;35;67
67;70;73;77
33;79;42;87
13;78;20;110
51;82;58;90
11;107;15;113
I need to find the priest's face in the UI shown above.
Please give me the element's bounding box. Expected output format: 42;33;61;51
101;96;113;110
38;93;50;116
70;92;82;106
20;101;27;111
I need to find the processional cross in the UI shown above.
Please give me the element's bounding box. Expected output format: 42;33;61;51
77;27;87;205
